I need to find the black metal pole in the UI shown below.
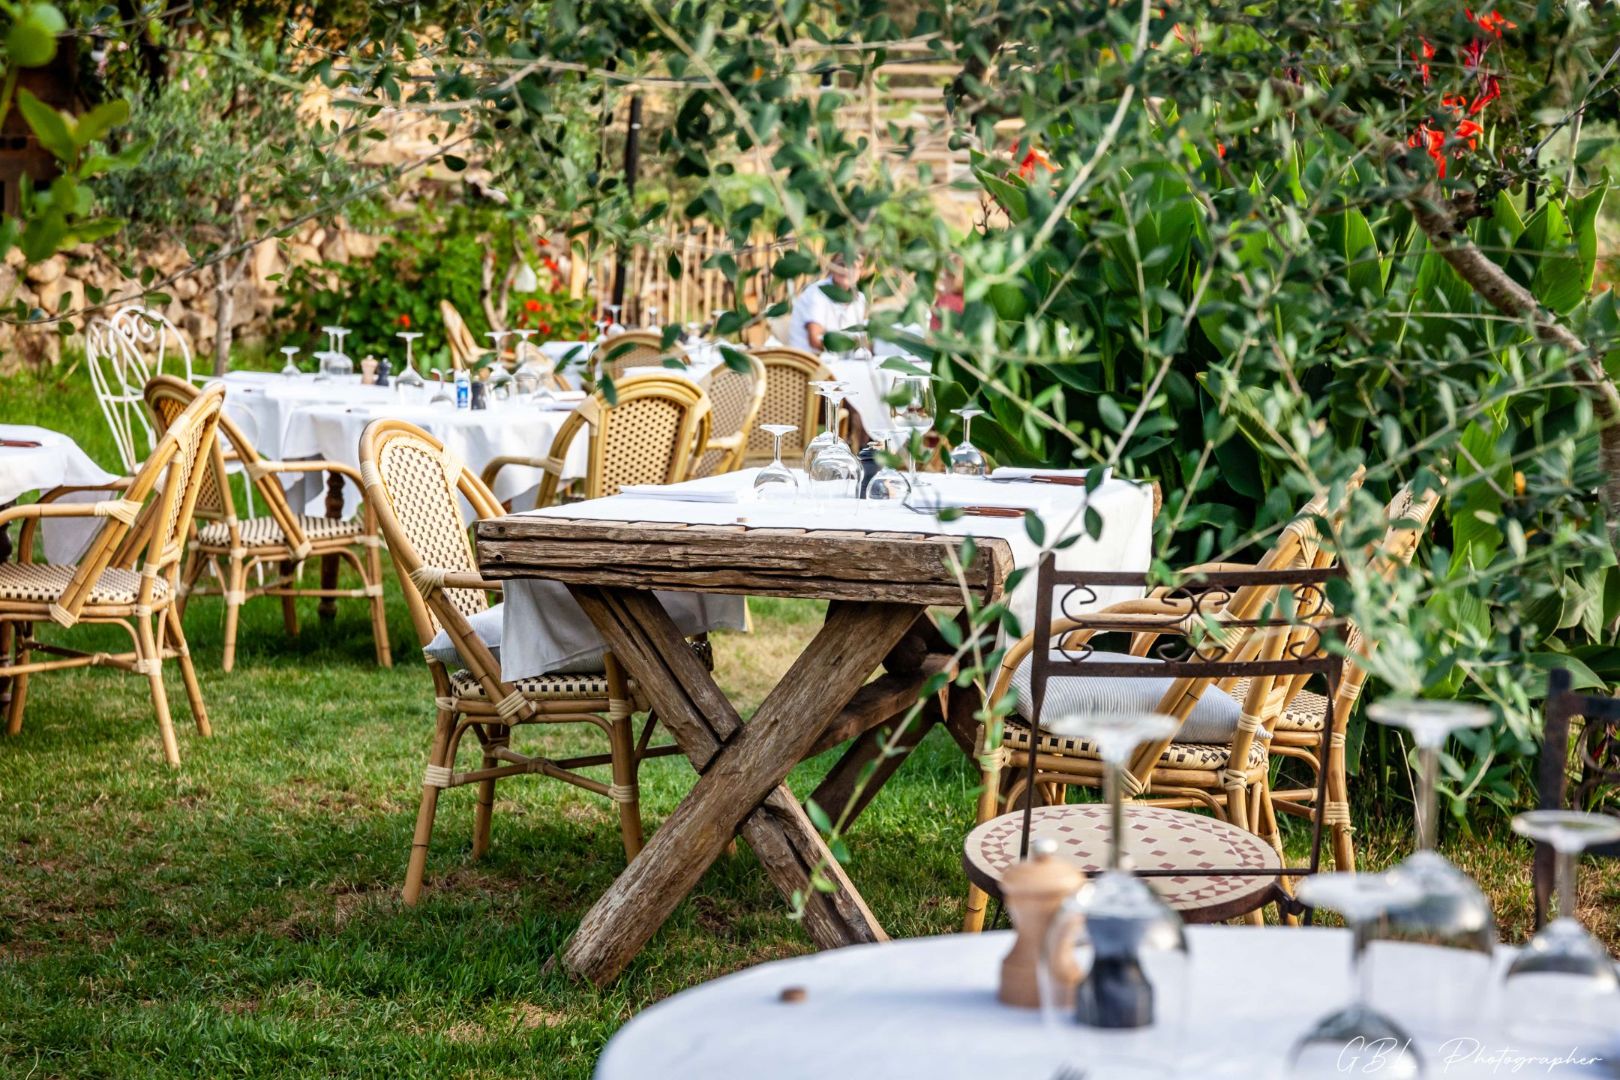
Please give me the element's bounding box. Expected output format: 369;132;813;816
611;94;642;321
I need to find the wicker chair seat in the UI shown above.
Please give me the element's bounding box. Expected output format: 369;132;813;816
1229;679;1327;732
449;667;622;703
0;563;170;606
1003;716;1267;771
194;514;364;550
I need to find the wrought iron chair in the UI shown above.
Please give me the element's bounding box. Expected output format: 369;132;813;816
0;380;223;765
692;352;767;477
149;379;391;673
481;372;712;505
84;305;200;474
360;418;677;903
745;346;829;466
962;479;1361;931
597;330;688;381
1533;667;1620;927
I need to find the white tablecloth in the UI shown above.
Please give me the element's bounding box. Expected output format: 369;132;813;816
596;928;1590;1080
497;469;1153;680
0;424;119;564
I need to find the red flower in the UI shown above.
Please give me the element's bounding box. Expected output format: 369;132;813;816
537;322;552;336
1455;118;1483;151
524;298;542;313
1408;122;1448;178
1465;8;1516;38
1413;37;1436;86
1470;73;1500;114
1215;141;1227;160
1462;37;1489;74
397;313;411;328
1441;93;1469;116
1016;145;1055;180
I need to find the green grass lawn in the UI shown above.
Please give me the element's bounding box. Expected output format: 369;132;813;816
2;364;1617;1078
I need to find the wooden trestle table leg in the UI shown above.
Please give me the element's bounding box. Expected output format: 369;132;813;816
560;585;922;987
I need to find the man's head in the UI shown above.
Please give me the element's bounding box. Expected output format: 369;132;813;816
828;251;863;291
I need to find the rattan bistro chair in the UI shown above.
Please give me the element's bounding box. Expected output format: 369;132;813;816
150;378;391;673
692;352;767;477
1250;481;1443;872
441;299;481;370
360;419;661;903
962;480;1360;932
745;346;829;466
597;330;688;381
481;372;712;505
0;381;224;766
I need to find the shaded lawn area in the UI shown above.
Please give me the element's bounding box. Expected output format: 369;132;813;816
1;365;1617;1078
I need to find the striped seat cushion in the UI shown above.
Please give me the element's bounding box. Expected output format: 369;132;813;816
0;564;169;606
1011;650;1246;744
449;667;616;702
1002;716;1267;771
195;515;364;550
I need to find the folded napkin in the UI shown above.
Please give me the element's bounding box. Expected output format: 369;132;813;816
616;484;742;504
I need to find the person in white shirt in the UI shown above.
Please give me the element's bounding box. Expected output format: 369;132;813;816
788;253;866;353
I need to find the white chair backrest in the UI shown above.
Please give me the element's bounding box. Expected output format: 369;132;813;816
85;306;197;471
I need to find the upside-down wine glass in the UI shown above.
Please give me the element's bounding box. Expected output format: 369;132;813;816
395;331;425;398
606;303;623;332
1363;699;1498;1034
802;380;851;472
949;405;987;476
485;330;511;367
863;429;911;501
312;350;333;383
889;373;935;491
278;345;301;378
753;424;799;502
513;327;537;359
1036;711;1188;1080
1287;872;1427;1080
1499;810;1620;1050
646;305;660;330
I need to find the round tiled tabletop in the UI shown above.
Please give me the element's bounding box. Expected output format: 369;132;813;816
963;803;1281;923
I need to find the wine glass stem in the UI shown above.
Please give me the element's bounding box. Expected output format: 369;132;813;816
1104;758;1123;871
1350;917;1372;1008
772;431;785;469
1557;848;1577;921
906;432;921;488
822;396;838;439
1417;745;1440;852
961;415;973;447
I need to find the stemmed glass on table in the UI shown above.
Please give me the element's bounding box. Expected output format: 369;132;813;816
1288;872;1427;1080
949;405;987;476
753;424;799;501
801;381;849;471
1499;810;1620;1049
646;305;661;330
889;373;935;491
485;330;511;367
278;345;301;378
395;331;426;398
1037;711;1189;1080
803;382;859;498
1362;700;1498;1033
863;429;911;501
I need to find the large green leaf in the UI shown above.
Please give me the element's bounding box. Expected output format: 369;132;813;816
16;88;75;164
1530;198;1584;315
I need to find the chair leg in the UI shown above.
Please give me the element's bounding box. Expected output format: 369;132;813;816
137;614;181;767
279;558;299;638
962;742;1005;933
220;557;245;674
176;553;205;620
608;703;644;861
165;605;210;737
403;709;455;905
471;726;504;860
1327;737;1356;873
362;541;391;668
5;625;29;737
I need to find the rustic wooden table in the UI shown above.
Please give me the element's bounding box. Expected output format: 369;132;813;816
476;514;1011;986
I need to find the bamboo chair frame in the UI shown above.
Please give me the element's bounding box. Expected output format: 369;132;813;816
745;346;830;466
1260;481;1444;871
692;352;767;477
481;372;712;507
360;418;676;904
596;330;689;381
441;299;480;371
152;379;391;673
1533;667;1620;927
962;475;1363;932
0;380;223;766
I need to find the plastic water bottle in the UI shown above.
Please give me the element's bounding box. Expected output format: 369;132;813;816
454;368;471;409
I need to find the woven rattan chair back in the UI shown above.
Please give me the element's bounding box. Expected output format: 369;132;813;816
692;352;767;477
440;300;480;371
85;305;198;472
598;330;687;381
360;419;506;646
746;346;829;465
535;373;712;505
144;378;314;560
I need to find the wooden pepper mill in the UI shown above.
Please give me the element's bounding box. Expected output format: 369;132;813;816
999;837;1085;1009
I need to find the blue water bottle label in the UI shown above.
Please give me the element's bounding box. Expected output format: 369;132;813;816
455;372;470;409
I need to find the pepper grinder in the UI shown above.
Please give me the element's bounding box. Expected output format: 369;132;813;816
360;355;378;385
999;837;1085;1009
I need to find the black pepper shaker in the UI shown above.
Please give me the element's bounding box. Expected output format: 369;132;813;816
374;357;391;388
470;379;487;410
857;443;879;498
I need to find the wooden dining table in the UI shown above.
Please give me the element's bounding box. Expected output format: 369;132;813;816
477;514;1004;985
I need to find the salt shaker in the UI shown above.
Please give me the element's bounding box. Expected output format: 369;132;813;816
999;837;1085;1009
